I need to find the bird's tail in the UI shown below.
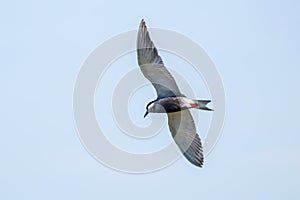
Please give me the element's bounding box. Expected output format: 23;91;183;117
195;100;214;111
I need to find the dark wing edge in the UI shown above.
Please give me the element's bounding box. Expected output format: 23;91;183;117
137;19;164;66
167;110;204;167
137;19;183;98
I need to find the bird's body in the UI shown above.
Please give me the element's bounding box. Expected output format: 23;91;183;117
147;97;212;113
137;19;213;167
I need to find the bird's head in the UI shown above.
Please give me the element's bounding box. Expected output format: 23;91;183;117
144;101;155;118
144;100;167;117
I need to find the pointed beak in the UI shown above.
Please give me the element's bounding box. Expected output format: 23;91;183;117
144;111;148;118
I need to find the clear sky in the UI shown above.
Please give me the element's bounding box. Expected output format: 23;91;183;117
1;0;300;199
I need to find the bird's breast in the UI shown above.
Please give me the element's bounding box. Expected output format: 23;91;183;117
156;98;183;113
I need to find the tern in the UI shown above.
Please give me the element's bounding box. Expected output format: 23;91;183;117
137;19;213;167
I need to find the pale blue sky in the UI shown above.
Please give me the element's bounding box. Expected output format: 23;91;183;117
1;0;300;199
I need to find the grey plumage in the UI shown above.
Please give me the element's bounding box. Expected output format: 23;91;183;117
137;19;212;167
137;19;183;99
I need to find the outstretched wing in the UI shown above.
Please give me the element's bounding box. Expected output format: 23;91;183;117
137;19;182;99
167;110;204;167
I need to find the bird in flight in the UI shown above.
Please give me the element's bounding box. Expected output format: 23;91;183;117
137;19;213;167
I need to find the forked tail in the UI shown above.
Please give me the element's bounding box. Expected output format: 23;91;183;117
195;100;214;111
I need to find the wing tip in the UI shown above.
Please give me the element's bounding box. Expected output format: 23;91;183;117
183;134;204;168
183;151;204;168
196;158;204;168
139;19;146;29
